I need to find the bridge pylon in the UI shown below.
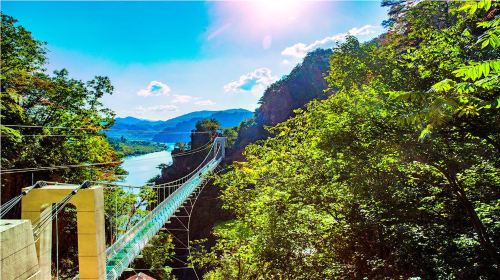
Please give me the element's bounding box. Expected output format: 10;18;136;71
21;184;106;280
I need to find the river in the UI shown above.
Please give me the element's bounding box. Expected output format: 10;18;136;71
120;145;174;186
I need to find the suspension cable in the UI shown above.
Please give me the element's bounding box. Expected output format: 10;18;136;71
0;160;123;175
93;138;218;190
171;139;214;158
0;134;218;175
32;181;91;240
0;181;47;218
55;203;60;280
2;124;217;134
105;139;222;250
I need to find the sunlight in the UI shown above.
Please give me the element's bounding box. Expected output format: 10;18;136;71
237;0;309;35
250;0;302;19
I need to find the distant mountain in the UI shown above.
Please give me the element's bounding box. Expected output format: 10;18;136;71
108;109;253;142
232;48;334;159
115;116;164;126
151;109;254;143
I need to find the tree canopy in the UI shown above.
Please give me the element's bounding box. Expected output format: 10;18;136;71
196;1;500;279
1;14;121;198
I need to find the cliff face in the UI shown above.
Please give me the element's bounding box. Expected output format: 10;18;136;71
231;48;334;160
158;132;213;182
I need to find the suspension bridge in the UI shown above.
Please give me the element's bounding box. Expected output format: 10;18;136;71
0;137;226;280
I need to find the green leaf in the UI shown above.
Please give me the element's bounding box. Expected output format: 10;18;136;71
419;125;432;140
482;38;490;48
485;0;492;11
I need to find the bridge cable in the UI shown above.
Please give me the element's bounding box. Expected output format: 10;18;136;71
0;161;124;175
104;139;224;278
2;124;216;134
91;139;216;191
0;134;217;175
0;181;47;218
163;146;226;279
56;204;60;280
0;138;214;175
32;181;91;240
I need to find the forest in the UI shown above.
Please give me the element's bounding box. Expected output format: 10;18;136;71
1;0;499;279
1;13;123;203
108;137;168;157
193;1;500;279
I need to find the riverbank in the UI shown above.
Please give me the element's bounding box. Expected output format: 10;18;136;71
109;138;169;157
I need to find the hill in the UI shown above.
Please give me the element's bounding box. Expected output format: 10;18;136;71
107;109;253;142
151;109;254;143
231;48;334;159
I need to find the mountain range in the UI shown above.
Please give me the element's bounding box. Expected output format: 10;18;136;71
107;109;253;143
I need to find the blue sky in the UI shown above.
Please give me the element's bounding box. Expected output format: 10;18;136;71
3;1;389;120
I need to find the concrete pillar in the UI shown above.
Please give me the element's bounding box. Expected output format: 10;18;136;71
21;201;52;279
0;220;40;280
72;187;106;280
21;184;106;280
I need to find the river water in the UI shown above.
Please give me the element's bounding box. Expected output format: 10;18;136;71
120;145;174;186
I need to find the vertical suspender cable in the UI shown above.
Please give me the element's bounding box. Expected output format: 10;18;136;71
55;203;59;280
115;192;118;242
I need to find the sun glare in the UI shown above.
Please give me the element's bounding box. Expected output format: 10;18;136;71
252;0;301;14
250;0;303;21
232;0;309;36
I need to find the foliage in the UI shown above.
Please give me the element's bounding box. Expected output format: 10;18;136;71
190;220;262;279
1;14;120;185
196;1;500;279
108;137;168;157
222;127;239;148
104;186;157;243
232;49;332;156
195;118;220;132
142;232;176;279
175;142;189;151
1;13;129;278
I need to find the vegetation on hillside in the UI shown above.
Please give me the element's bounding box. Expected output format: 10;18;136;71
195;1;500;279
108;109;252;143
151;110;253;143
108;137;169;157
232;49;333;158
1;13;123;196
0;14;175;278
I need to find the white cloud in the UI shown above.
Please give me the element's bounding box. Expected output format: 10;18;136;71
137;80;171;97
171;94;195;104
195;99;216;106
134;104;178;115
223;68;278;94
281;24;381;59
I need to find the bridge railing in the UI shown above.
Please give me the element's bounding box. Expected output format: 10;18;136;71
104;137;225;279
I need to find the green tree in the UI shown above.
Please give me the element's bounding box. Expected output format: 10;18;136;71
1;14;121;192
195;1;500;279
222;127;238;148
142;232;175;279
195;118;220;132
175;142;189;151
1;13;127;277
